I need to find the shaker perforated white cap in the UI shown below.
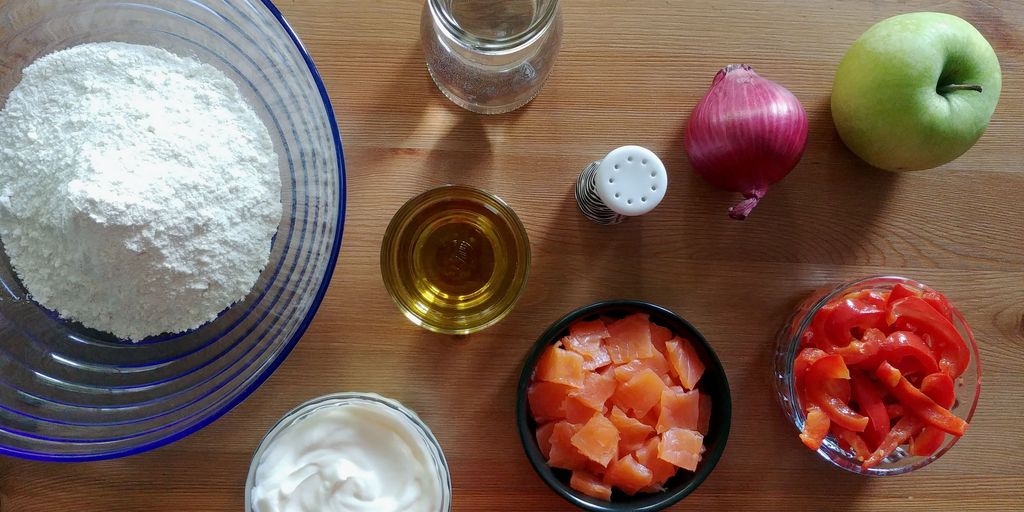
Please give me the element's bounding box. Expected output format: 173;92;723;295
575;145;668;224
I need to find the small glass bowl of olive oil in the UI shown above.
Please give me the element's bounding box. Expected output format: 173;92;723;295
381;185;531;335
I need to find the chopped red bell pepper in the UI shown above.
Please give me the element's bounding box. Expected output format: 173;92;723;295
920;373;956;409
922;291;954;323
800;405;830;451
795;347;853;406
909;425;946;457
909;373;957;457
846;289;888;306
805;355;869;432
808;302;837;351
795;348;852;405
834;328;883;366
800;329;815;349
832;425;873;462
875;331;940;377
887;297;970;378
874;362;967;436
794;348;828;379
861;414;923;469
794;348;827;405
885;403;906;419
850;370;889;446
830;378;852;404
886;283;919;305
824;296;887;350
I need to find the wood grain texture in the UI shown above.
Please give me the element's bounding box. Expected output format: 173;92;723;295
1;0;1023;510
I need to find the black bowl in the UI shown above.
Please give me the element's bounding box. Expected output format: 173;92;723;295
516;300;732;511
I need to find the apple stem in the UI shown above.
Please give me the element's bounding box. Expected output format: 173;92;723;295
938;84;984;94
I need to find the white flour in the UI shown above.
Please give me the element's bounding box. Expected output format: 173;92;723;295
0;42;282;341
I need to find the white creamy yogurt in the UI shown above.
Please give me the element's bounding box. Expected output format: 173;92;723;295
249;395;448;512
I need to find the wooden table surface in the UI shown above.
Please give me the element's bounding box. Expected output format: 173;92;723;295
2;0;1023;510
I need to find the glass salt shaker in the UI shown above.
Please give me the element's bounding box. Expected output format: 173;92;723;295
421;0;562;114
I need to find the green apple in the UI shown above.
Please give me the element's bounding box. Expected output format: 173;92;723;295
831;12;1001;171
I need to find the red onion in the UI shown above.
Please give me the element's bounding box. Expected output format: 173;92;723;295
686;64;808;220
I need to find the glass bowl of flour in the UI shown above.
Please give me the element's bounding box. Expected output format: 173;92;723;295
0;0;344;460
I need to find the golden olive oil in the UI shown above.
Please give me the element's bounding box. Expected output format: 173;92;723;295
381;186;530;335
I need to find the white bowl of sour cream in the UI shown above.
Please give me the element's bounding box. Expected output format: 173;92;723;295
246;392;452;512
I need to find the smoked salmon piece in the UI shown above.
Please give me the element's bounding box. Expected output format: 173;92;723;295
548;421;588;470
634;436;678;491
697;393;712;436
650;322;675;353
585;460;608;477
535;343;587;388
612;349;670;383
570;470;613;501
565;396;602;424
527;381;573;422
665;337;706;390
570;370;617;410
656;387;700;434
609;406;655;455
535;421;555;458
565;320;613;371
606;314;656;364
659;428;704;472
637;407;661;430
603;454;654;496
571;413;621;467
611;368;668;418
570;319;610;339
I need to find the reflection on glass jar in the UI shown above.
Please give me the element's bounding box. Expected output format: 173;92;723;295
421;0;562;114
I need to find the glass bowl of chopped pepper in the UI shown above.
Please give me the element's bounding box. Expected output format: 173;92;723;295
773;276;981;476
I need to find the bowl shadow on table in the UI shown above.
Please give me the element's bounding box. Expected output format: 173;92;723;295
510;181;647;325
370;42;531;182
417;80;533;183
368;44;435;142
658;93;901;292
425;112;494;181
734;94;901;390
490;180;645;334
383;100;505;191
766;95;900;267
766;454;874;508
366;42;502;153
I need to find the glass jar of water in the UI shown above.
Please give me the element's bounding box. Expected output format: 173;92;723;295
421;0;562;114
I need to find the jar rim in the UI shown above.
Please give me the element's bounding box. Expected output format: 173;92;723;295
428;0;559;52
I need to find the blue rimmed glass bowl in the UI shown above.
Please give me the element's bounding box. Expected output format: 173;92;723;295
0;0;344;461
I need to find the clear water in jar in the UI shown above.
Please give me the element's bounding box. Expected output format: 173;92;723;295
422;0;562;114
447;0;539;40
